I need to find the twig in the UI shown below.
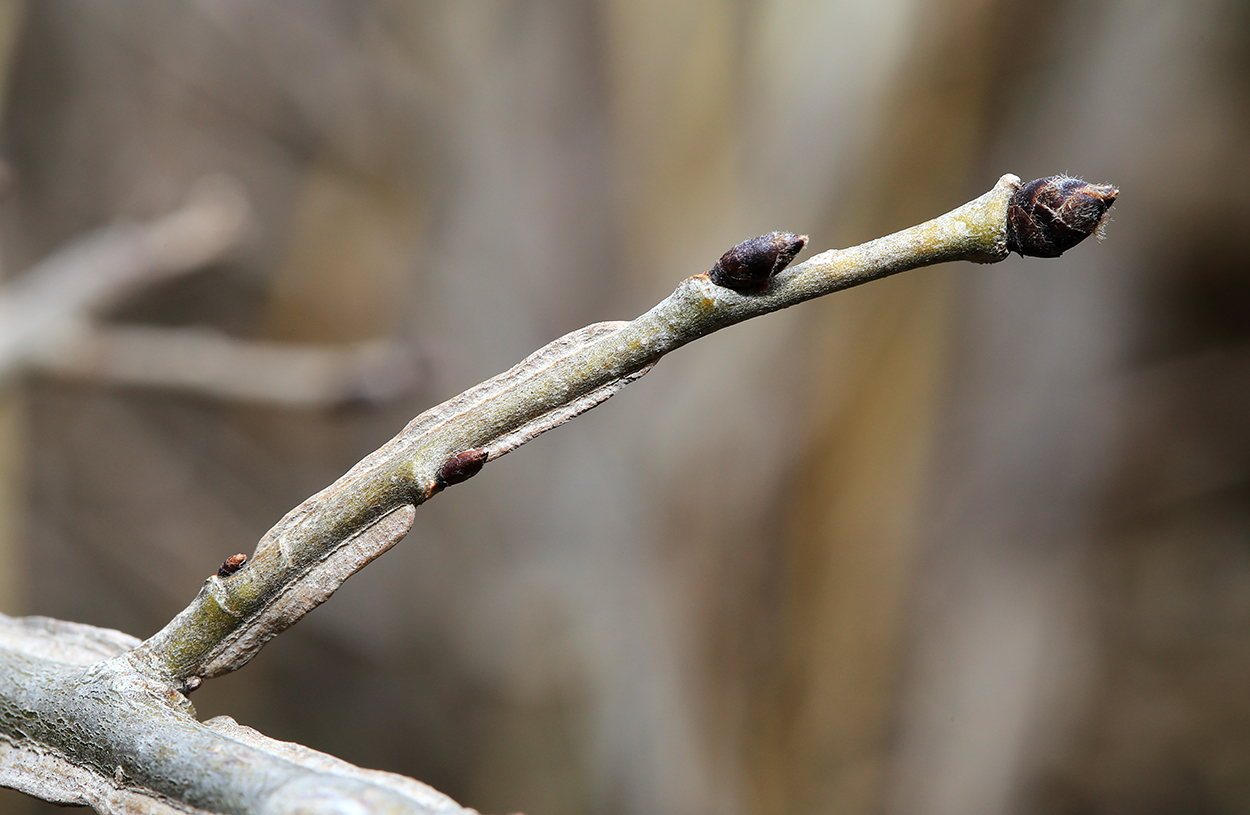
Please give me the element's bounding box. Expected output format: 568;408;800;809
128;173;1118;688
0;173;1116;814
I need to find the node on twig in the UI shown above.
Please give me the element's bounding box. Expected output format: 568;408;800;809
434;448;489;489
708;231;808;291
217;553;247;578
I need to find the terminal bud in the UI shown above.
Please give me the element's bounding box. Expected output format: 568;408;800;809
1006;175;1118;258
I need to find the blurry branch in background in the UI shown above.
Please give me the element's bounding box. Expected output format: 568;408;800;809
39;327;425;407
0;177;249;384
0;177;423;404
0;173;1116;814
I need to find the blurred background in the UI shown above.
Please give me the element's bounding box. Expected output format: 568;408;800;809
1;1;1248;813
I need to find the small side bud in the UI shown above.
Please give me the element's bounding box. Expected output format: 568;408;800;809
709;231;808;292
217;553;247;578
1006;175;1118;258
435;448;488;488
182;675;203;694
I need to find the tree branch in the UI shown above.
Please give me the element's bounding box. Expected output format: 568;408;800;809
0;173;1117;813
0;614;474;814
130;172;1114;688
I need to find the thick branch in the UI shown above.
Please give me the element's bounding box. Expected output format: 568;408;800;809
132;173;1028;686
0;614;473;815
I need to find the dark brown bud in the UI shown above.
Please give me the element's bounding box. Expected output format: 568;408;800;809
709;231;808;292
1006;175;1118;258
435;448;488;487
182;675;203;694
217;553;247;578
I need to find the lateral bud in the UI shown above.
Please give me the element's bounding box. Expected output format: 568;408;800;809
217;553;247;578
435;447;489;488
709;231;808;292
1006;175;1118;258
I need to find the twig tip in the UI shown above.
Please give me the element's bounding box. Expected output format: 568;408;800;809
1006;175;1118;258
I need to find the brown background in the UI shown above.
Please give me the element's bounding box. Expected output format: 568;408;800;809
1;1;1248;813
